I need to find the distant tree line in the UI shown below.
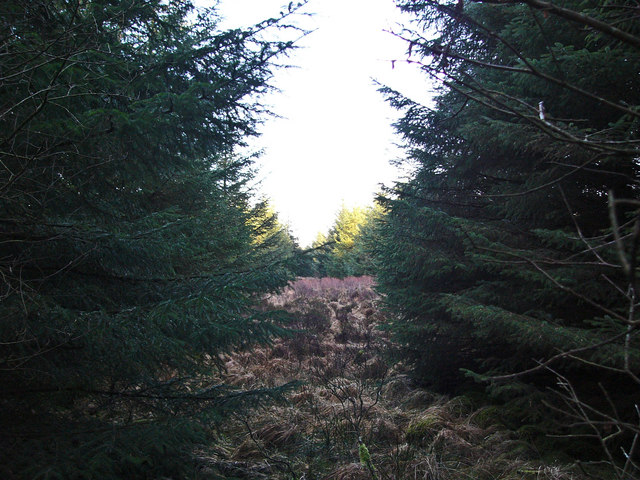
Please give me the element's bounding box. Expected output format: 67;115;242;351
305;203;382;278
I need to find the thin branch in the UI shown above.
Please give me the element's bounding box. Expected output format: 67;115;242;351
559;185;607;265
488;329;631;382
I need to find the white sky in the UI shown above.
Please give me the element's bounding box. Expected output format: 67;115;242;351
208;0;432;246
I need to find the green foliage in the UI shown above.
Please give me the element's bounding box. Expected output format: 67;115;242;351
359;441;378;479
359;442;372;466
373;0;640;468
405;415;443;447
311;203;384;278
0;0;302;477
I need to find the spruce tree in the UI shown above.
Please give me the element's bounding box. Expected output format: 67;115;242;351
375;0;640;469
0;0;301;477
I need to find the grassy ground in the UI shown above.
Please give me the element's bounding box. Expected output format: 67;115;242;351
202;277;590;480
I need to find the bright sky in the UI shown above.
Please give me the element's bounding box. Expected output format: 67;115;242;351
209;0;432;246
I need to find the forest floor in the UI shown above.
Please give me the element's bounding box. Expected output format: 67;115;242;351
204;277;589;480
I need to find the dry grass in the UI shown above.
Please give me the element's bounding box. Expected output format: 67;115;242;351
268;276;377;307
200;276;589;480
325;462;371;480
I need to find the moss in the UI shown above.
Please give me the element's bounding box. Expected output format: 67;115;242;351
470;405;503;429
404;415;443;447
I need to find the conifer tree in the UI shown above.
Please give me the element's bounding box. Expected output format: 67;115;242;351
0;0;302;477
312;204;381;278
375;0;640;470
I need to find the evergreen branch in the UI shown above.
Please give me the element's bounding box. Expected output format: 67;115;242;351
396;4;640;119
389;186;492;209
440;67;637;155
395;53;639;164
486;328;633;382
527;5;565;80
0;0;82;79
550;161;640;180
1;34;94;148
64;252;293;284
516;252;626;322
472;0;640;50
463;232;629;321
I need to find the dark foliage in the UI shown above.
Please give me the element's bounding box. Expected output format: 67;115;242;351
373;0;640;473
0;0;303;477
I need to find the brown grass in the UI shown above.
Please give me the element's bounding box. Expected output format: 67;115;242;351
201;276;588;480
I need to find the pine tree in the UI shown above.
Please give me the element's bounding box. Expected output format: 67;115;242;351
375;0;640;469
0;0;302;477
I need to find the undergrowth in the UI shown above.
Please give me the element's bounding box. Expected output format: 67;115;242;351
199;277;590;480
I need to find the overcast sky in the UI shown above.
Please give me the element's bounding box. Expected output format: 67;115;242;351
210;0;431;246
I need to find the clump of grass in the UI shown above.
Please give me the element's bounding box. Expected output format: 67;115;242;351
405;413;445;447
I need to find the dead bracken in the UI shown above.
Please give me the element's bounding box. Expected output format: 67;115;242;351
207;277;588;480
